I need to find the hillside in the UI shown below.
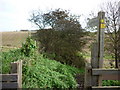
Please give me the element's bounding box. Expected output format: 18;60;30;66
1;31;29;47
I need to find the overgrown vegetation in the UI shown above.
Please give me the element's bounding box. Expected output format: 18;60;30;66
102;80;120;86
1;37;84;88
35;29;85;68
30;9;86;68
21;37;37;56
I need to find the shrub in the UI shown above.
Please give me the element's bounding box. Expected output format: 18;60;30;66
21;37;37;56
35;29;86;68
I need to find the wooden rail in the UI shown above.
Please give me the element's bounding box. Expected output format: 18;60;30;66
0;60;22;89
92;69;120;81
84;65;120;90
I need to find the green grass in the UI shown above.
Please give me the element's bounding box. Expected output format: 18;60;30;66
102;80;120;86
1;49;84;88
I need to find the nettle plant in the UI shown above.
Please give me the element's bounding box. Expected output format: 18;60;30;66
21;37;37;56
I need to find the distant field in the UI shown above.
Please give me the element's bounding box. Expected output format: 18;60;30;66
1;31;32;51
1;31;30;47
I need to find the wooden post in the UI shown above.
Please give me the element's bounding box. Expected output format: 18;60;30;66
97;11;105;68
91;43;99;86
97;11;105;86
84;62;92;89
17;60;22;88
84;11;105;89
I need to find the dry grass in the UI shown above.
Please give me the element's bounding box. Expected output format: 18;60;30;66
1;31;29;48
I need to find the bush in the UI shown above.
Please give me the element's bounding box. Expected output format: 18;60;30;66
35;29;86;68
21;37;37;56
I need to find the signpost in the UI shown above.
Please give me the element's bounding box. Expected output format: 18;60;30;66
97;11;105;86
91;11;105;86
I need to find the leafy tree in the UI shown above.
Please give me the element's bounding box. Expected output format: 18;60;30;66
29;9;86;68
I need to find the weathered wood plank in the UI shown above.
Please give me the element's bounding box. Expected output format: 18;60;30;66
2;82;18;88
91;43;99;68
84;63;92;89
11;62;17;73
102;75;120;80
92;86;120;90
0;74;17;82
91;43;99;86
92;69;120;75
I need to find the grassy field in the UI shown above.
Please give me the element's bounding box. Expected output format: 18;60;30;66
1;31;29;47
1;31;32;52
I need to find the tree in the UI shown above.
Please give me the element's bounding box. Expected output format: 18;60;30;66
29;9;86;68
29;8;82;31
87;1;120;68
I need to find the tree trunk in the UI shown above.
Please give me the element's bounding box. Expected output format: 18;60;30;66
115;47;118;68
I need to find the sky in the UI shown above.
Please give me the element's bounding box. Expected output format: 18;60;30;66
0;0;118;31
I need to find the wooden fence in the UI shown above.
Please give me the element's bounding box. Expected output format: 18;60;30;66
84;43;120;90
0;60;22;89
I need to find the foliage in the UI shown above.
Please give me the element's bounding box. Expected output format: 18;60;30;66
1;47;84;88
21;37;37;56
102;80;120;86
22;54;83;88
1;49;24;74
35;29;86;68
30;8;86;68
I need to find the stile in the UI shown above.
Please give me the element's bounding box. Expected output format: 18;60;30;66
84;11;120;90
1;60;22;89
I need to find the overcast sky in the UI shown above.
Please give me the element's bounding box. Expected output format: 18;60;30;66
0;0;118;31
